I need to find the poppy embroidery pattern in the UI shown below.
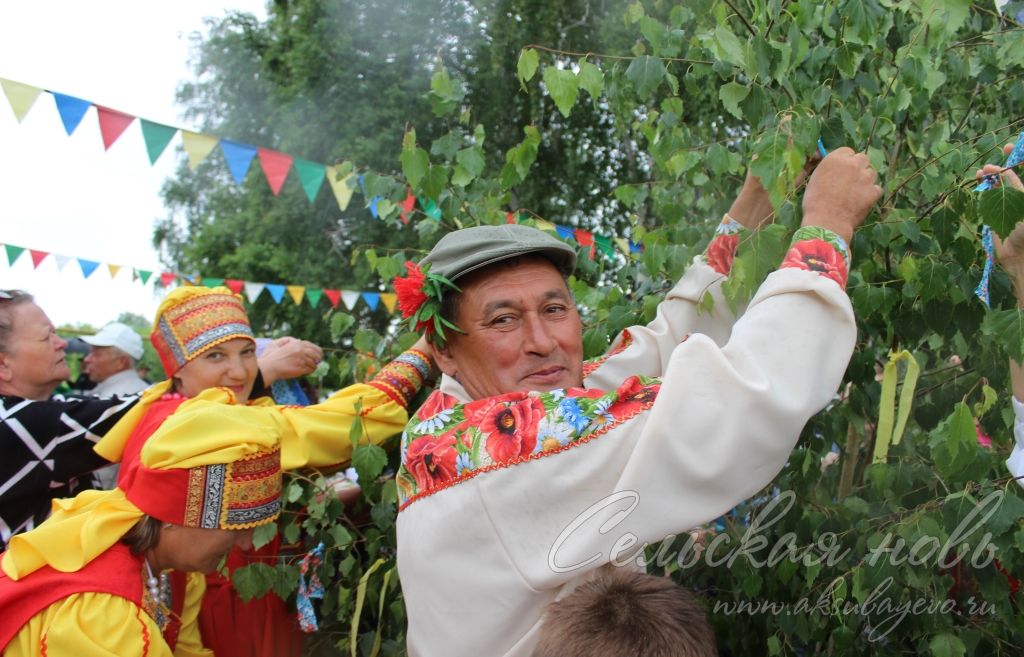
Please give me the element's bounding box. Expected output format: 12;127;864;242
780;226;850;288
396;376;661;509
702;214;747;275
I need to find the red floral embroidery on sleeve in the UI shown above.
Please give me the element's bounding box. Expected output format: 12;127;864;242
781;238;848;288
705;233;740;275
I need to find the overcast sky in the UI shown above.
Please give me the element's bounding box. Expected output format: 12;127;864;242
0;1;266;328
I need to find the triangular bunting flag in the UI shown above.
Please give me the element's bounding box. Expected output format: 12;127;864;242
323;289;341;308
54;254;73;271
306;288;323;308
574;229;596;259
159;272;177;287
78;259;100;278
362;292;380;311
379;293;398;313
95;106;135;150
258;148;294;196
29;249;49;268
341;290;360;310
286;285;306;305
265;284;286;304
595;234;615;258
4;245;25;266
136;269;153;284
140;119;177;164
244;282;266;303
614;238;630;255
418;197;442;221
326;168;355;212
202;277;225;288
400;190;416;224
506;211;518;224
181;131;220;170
357;174;367;195
225;279;244;294
368;196;381;219
107;264;122;278
555;224;575;240
293;158;326;202
51;92;92;135
1;79;43;122
629;241;643;254
220;140;258;185
534;219;556;232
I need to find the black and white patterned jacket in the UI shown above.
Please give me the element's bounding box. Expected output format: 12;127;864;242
0;393;137;550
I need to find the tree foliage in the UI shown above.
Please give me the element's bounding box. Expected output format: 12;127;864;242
166;0;1024;654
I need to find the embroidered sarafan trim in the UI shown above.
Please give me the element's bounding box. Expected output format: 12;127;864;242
397;376;661;510
581;329;634;378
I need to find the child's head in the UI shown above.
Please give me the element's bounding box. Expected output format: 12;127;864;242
533;567;716;657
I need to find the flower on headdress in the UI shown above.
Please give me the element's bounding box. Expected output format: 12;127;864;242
393;261;462;346
395;262;428;319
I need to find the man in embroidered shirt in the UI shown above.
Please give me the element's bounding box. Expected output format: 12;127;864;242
394;148;882;657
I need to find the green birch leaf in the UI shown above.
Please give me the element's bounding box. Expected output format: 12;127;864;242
542;66;579;117
719;82;750;120
928;633;966;657
352;443;389;482
712;25;746;68
252;522;278;550
577;59;604;99
625;55;666;98
456;147;485;177
978;186;1024;240
517;48;539;87
981;309;1024;362
400;147;429;190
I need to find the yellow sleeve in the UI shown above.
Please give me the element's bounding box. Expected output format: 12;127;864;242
146;350;432;472
5;592;172;657
173;573;211;657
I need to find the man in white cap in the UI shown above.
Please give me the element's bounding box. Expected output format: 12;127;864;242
81;322;149;397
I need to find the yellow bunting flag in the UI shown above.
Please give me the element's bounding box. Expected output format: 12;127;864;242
181;131;220;170
873;350;920;464
326;167;355;212
379;293;398;314
1;79;43;123
286;285;305;305
107;264;122;278
533;219;556;232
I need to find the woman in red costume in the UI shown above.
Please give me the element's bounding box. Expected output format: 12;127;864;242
91;285;435;657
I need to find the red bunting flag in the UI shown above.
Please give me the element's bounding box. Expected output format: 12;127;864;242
96;106;135;151
399;190;416;225
506;211;517;224
29;249;49;268
257;148;294;196
323;289;341;308
225;279;245;294
159;272;177;287
574;229;596;260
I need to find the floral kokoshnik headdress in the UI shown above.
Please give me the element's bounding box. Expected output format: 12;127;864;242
394;261;462;346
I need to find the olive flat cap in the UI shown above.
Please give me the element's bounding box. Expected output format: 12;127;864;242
420;224;577;281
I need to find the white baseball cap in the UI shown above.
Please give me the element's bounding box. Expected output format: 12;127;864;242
82;322;144;360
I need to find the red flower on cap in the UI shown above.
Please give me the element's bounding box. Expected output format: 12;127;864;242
392;261;462;346
395;262;429;319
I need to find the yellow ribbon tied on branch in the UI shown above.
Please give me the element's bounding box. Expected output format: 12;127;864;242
872;350;921;464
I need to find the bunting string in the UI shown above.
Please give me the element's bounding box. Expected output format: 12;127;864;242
0;241;398;313
2;77;643;259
